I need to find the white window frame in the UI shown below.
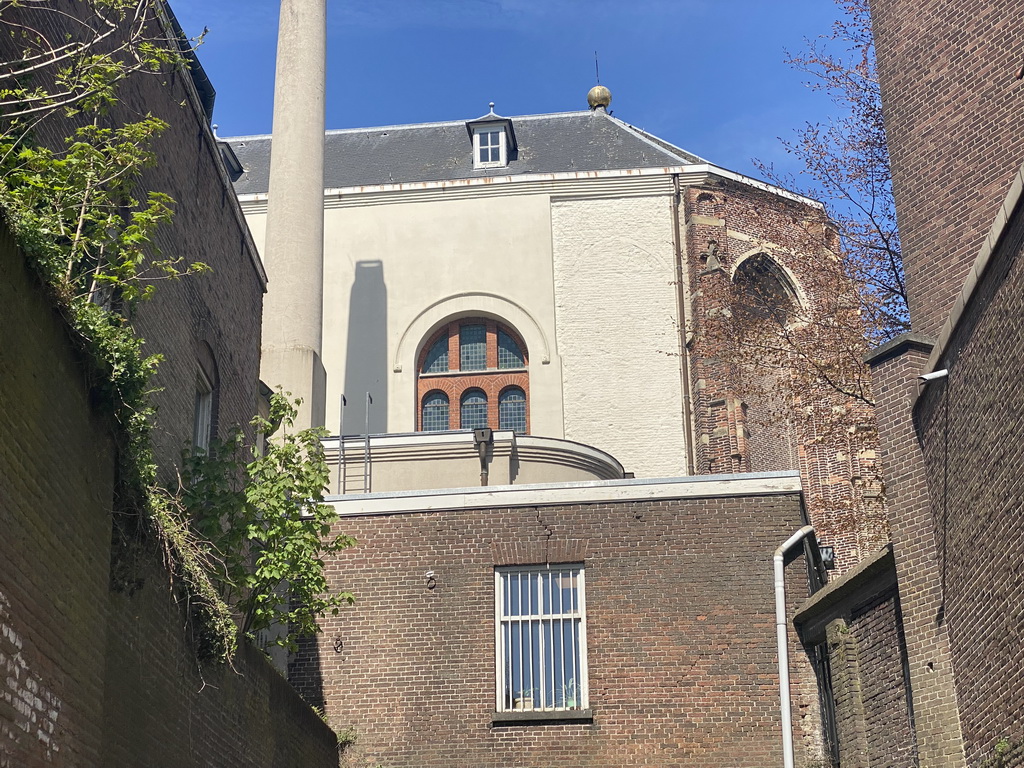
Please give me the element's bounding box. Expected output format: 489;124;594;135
494;564;589;713
193;370;213;452
473;127;507;169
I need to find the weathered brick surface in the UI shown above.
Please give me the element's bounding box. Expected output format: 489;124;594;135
0;3;336;764
914;204;1024;766
867;339;965;767
684;180;888;573
0;230;338;766
293;491;824;768
870;0;1024;337
842;590;916;768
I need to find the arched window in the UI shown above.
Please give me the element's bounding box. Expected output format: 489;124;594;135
417;318;530;433
421;390;450;432
460;389;488;430
733;253;800;326
498;387;526;432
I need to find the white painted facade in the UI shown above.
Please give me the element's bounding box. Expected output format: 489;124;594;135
240;170;693;477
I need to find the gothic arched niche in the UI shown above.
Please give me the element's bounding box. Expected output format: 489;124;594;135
732;253;800;326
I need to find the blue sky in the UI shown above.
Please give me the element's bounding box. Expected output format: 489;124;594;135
171;0;844;182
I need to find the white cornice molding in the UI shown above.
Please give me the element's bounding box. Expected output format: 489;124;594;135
236;164;822;214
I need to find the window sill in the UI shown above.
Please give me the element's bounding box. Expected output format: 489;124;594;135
492;709;593;726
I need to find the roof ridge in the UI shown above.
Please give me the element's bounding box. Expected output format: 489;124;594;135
603;113;707;165
223;110;600;142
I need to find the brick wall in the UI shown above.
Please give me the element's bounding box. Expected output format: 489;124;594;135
293;488;824;768
0;0;267;483
866;337;965;767
684;180;888;572
869;0;1024;337
826;589;916;768
0;229;338;766
914;201;1024;766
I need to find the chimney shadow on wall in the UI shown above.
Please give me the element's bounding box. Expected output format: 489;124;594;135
343;260;388;437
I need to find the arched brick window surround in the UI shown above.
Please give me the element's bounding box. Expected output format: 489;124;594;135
417;318;529;432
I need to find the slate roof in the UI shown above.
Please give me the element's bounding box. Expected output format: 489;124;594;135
226;110;706;196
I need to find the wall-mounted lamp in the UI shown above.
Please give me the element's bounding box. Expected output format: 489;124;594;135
425;570;436;590
818;546;836;571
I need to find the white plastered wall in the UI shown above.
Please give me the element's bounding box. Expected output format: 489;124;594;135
296;192;566;436
551;195;687;477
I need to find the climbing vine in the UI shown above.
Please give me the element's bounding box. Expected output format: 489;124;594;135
0;0;349;663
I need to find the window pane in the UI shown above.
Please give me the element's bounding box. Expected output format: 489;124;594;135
460;389;487;430
421;391;449;432
497;330;525;369
499;387;526;432
459;324;486;370
497;566;585;713
422;335;449;373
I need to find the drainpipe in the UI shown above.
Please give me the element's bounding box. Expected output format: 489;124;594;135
671;173;698;475
474;428;493;486
774;524;816;768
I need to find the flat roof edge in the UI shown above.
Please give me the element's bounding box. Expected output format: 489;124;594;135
326;471;802;517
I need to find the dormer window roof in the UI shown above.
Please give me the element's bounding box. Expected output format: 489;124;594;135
466;102;517;170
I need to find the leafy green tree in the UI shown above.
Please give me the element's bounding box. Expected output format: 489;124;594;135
184;392;355;650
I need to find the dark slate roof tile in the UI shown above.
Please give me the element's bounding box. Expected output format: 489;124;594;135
226;110;705;196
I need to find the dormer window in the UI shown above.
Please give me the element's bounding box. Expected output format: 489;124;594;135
475;128;505;168
466;102;517;171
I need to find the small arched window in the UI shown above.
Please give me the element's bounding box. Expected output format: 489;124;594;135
460;389;488;430
498;387;527;432
421;390;450;432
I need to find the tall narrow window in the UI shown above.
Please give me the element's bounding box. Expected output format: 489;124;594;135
460;389;488;430
421;391;450;432
499;387;526;432
459;324;487;371
193;371;213;452
495;565;588;713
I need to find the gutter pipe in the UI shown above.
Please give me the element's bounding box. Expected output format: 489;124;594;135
774;524;816;768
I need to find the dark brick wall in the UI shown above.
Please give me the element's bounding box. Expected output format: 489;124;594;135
293;490;824;768
845;590;915;768
0;0;267;481
825;589;917;768
914;201;1024;766
0;229;338;766
867;337;965;767
869;0;1024;337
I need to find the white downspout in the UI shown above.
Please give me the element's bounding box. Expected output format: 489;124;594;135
774;524;815;768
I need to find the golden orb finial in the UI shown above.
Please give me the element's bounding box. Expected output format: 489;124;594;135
587;84;612;110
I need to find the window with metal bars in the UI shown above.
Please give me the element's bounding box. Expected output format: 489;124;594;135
495;565;588;713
